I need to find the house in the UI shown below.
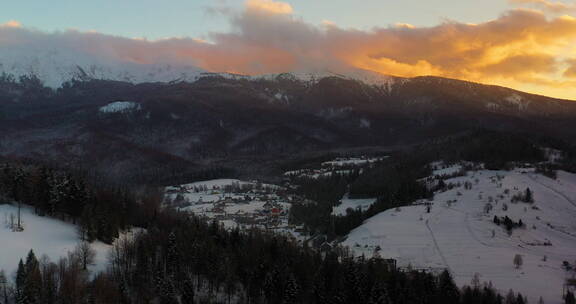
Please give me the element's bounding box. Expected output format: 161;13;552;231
383;259;397;271
212;206;225;214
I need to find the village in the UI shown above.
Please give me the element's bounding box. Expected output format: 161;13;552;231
163;156;388;244
164;179;309;238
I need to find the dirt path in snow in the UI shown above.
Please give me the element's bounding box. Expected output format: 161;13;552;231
425;207;452;273
527;174;576;208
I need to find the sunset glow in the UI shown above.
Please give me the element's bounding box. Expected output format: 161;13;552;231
1;0;576;99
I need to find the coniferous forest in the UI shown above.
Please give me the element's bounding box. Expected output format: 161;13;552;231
0;155;536;304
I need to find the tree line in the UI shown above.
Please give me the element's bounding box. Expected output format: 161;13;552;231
1;206;534;304
0;160;159;244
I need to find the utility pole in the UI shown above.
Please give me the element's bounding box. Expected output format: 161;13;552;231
17;201;21;230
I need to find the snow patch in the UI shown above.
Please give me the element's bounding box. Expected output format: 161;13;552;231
99;101;141;113
0;204;112;278
505;94;530;111
332;194;377;216
486;102;500;111
322;157;386;168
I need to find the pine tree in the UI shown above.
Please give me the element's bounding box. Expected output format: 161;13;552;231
313;272;328;304
284;273;300;304
40;261;57;304
566;291;576;304
24;250;41;304
525;188;533;203
513;254;523;269
367;281;389;304
180;279;195;304
15;259;28;304
505;289;516;304
78;207;96;242
0;270;8;304
118;279;131;304
33;167;51;216
517;293;526;304
155;269;177;304
166;232;179;276
437;270;459;304
343;262;364;303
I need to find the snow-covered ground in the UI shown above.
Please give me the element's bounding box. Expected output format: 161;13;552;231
284;168;354;179
0;204;112;277
344;166;576;304
430;161;465;177
322;157;386;168
99;101;141;113
165;179;281;204
284;156;386;179
332;194;377;216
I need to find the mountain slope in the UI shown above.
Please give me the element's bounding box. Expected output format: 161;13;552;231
0;68;575;182
344;164;576;304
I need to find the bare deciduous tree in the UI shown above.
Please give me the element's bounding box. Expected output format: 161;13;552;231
75;241;96;270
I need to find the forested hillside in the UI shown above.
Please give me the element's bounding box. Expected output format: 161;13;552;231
0;157;537;304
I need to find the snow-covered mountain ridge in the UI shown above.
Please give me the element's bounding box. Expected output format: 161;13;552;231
0;46;405;88
0;47;206;87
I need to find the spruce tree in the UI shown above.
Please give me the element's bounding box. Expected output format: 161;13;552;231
180;279;195;304
0;270;8;304
367;281;389;304
566;291;576;304
525;188;533;203
24;250;41;304
15;259;28;304
166;232;179;276
284;273;300;304
437;270;459;304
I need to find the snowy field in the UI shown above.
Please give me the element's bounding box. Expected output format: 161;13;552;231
332;194;377;216
344;165;576;304
0;204;115;278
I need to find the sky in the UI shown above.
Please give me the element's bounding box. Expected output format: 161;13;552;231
0;0;510;40
1;0;576;99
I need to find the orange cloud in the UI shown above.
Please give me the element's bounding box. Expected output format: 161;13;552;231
480;54;558;77
1;20;21;28
565;59;576;77
510;0;576;14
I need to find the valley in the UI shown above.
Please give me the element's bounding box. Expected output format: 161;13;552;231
156;154;576;303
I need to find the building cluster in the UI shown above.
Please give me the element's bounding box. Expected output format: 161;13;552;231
166;182;302;231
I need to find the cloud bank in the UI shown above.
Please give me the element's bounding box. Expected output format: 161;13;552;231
1;0;576;99
510;0;576;14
